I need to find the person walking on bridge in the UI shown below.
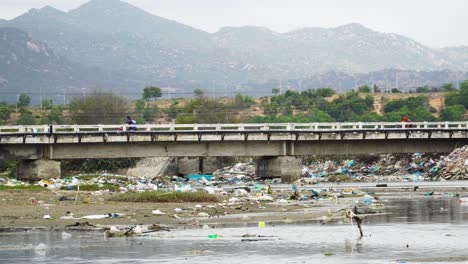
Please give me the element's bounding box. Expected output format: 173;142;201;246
400;114;412;128
126;116;137;131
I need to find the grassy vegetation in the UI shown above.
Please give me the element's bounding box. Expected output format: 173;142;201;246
69;184;121;192
0;185;45;192
107;191;220;203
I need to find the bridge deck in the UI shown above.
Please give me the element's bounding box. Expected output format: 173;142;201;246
0;122;467;144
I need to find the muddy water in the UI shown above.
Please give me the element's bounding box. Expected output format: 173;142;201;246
1;197;468;264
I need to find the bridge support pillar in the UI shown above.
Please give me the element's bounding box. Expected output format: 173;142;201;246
177;157;222;175
256;156;302;182
17;159;61;182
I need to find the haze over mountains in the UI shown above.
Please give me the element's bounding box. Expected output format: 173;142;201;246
0;0;467;101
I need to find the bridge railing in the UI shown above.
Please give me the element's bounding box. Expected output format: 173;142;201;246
0;122;467;134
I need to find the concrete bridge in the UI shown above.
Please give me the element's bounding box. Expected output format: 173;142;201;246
0;122;467;181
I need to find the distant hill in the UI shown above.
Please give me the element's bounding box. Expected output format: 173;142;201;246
0;0;467;98
0;27;137;103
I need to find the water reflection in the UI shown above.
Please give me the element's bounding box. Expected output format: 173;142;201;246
370;197;467;224
1;197;468;264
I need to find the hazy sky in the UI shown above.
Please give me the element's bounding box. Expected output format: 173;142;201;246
0;0;466;48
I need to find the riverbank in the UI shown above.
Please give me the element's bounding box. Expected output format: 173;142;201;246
1;183;466;232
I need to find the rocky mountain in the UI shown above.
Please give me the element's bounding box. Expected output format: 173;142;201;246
0;0;467;97
0;27;137;103
210;23;457;82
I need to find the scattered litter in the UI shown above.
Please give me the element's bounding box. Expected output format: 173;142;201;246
61;232;72;240
198;212;210;217
81;213;125;219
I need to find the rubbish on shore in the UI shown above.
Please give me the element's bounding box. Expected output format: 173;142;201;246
208;234;218;239
234;189;249;197
198;212;210;217
186;174;212;181
255;194;273;201
460;197;468;204
437;145;468;180
34;243;47;255
174;208;182;213
43;214;51;219
258;221;266;228
363;195;372;206
81;213;126;219
38;180;52;188
60;212;77;220
204;187;215;194
61;232;72;240
241;238;273;242
152;209;166;215
174;184;192;192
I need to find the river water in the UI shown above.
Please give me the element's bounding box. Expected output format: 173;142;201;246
1;197;468;264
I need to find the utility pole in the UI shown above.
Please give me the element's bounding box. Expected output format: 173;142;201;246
224;81;227;98
63;89;66;106
40;87;43;109
395;71;399;91
211;81;215;99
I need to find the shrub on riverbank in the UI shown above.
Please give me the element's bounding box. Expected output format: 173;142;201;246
0;185;45;192
107;191;220;203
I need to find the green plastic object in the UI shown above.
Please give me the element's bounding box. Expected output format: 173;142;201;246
208;234;218;239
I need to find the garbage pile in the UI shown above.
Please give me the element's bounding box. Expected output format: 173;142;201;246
211;161;256;184
437;145;468;180
300;153;444;183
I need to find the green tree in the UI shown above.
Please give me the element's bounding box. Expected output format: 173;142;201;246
177;98;238;124
411;106;436;121
194;88;204;98
445;80;468;108
272;88;280;94
142;86;162;101
416;86;431;93
441;83;457;92
234;93;255;108
143;106;158;122
16;110;35;125
440;105;465;121
135;99;146;113
41;99;53;109
373;85;381;93
445;91;460;106
69;93;129;124
391;88;402;93
17;93;31;108
358;85;371;93
165;100;181;119
459;80;468;108
47;106;64;124
308;109;335;122
383;96;427;113
0;103;12;124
